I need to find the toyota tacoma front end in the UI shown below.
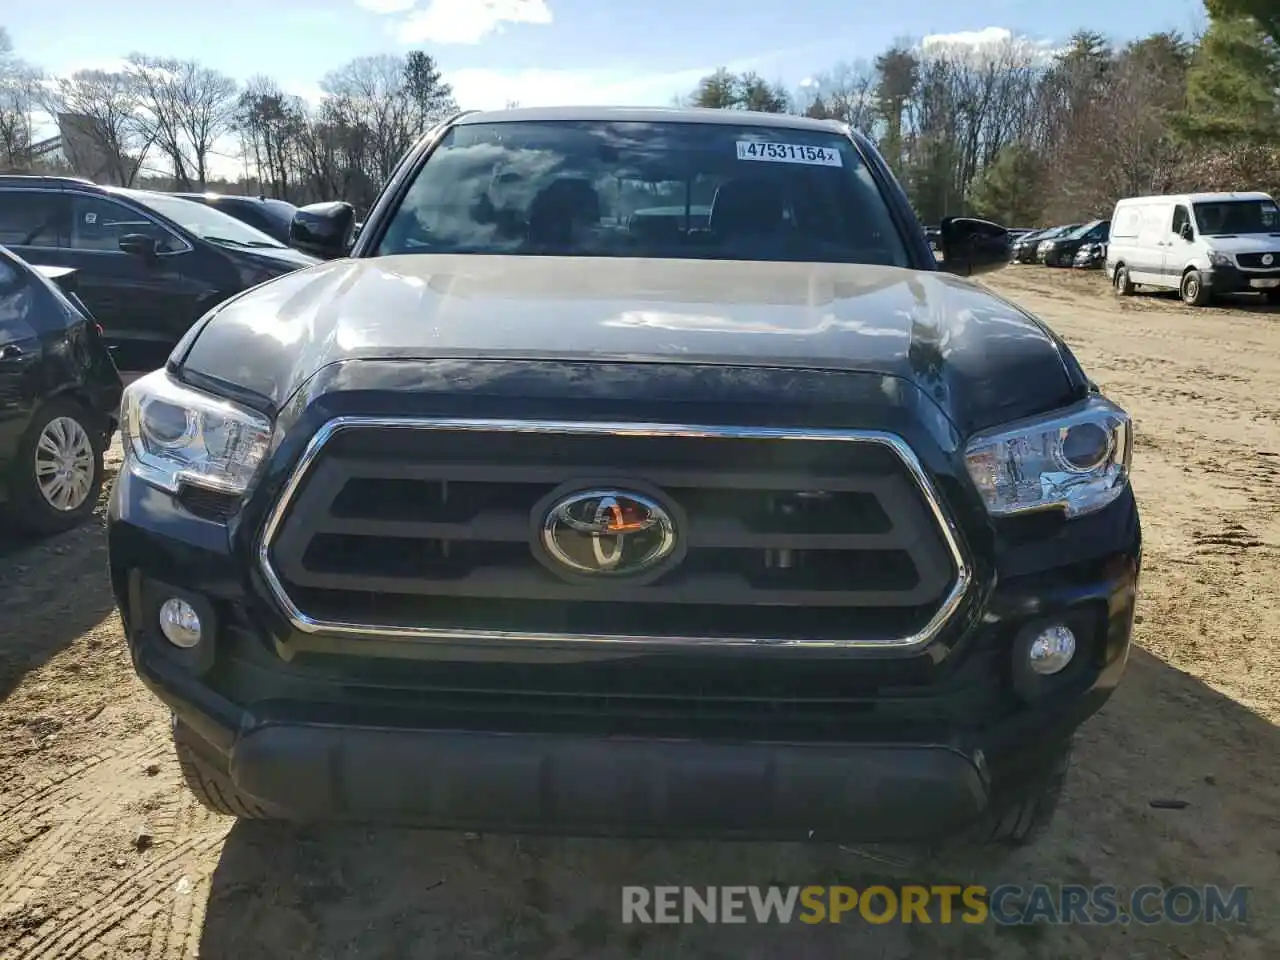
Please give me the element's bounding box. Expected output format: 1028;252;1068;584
108;107;1140;846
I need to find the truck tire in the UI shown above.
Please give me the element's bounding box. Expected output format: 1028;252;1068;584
1180;269;1211;307
1113;264;1134;296
973;744;1070;848
173;720;270;819
2;398;105;535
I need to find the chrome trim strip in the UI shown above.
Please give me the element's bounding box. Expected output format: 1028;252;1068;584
257;418;973;650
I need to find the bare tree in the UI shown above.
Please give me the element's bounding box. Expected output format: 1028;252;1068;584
125;54;195;186
0;28;40;169
802;61;878;135
45;70;152;185
173;62;237;188
236;76;307;199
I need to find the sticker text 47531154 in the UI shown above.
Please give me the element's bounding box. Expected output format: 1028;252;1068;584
735;141;843;167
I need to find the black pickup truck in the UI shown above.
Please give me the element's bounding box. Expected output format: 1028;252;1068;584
108;107;1140;848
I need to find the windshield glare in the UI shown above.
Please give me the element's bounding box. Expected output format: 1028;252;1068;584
375;120;911;266
126;192;286;248
1192;199;1280;236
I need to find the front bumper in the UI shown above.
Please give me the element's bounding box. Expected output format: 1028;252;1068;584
1204;264;1280;294
109;457;1140;840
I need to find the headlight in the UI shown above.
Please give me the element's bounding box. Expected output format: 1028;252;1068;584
1207;251;1233;268
121;370;272;495
964;396;1132;518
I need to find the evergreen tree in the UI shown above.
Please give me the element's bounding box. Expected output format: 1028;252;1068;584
968;143;1045;226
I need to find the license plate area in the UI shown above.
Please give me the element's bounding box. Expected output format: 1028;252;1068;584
1249;278;1280;289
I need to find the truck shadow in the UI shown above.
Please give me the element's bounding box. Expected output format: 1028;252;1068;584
0;471;120;703
195;648;1279;959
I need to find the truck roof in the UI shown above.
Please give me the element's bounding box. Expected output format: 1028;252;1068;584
456;105;847;134
1115;192;1275;205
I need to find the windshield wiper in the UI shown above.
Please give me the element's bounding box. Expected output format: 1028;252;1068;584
204;235;283;249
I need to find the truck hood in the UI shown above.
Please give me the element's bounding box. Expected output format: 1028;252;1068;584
1201;235;1280;256
177;255;1082;434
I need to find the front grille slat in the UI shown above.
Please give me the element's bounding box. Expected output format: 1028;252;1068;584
261;419;969;648
281;564;944;608
305;510;913;551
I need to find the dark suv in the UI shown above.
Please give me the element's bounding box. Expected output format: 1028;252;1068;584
0;177;317;364
173;193;299;247
108;107;1140;847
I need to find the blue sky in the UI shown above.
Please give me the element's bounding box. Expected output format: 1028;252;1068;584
9;0;1208;113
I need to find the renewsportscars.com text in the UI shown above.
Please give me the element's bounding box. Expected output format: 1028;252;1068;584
621;885;1249;926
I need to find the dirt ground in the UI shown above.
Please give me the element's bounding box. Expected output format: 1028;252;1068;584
1;266;1278;959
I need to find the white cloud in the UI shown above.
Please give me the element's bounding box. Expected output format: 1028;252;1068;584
356;0;415;11
365;0;553;45
920;25;1059;63
922;27;1017;50
281;79;328;107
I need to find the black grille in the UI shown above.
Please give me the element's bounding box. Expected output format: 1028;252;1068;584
178;485;240;522
1236;252;1280;269
265;424;961;646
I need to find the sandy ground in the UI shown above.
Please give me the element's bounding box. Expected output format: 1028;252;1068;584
1;266;1278;959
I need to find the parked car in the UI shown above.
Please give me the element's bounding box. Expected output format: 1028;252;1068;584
1108;192;1280;306
0;246;122;534
1040;220;1110;267
1074;242;1107;270
1010;227;1055;263
174;193;299;247
1034;224;1083;264
110;106;1138;849
0;176;320;364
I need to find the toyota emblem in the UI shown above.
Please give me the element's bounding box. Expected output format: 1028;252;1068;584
538;489;678;577
1264;253;1275;266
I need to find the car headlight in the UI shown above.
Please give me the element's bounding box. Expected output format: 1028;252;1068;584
964;396;1132;518
1207;251;1233;268
121;369;272;495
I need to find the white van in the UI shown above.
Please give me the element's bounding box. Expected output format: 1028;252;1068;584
1106;192;1280;306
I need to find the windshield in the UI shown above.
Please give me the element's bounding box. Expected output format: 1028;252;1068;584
375;120;910;266
1065;220;1103;241
1191;198;1280;236
125;191;287;248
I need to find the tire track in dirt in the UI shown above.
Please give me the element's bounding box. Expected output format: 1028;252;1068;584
0;741;170;909
12;832;226;960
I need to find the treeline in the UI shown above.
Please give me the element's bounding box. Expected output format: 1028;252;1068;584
689;0;1278;225
0;27;456;214
2;0;1278;223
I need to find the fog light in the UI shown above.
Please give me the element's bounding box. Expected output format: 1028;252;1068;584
1027;624;1076;675
158;597;202;648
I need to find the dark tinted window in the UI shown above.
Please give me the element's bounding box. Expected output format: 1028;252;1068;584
1172;206;1190;235
68;194;183;253
1192;198;1279;236
376;120;909;266
0;191;62;248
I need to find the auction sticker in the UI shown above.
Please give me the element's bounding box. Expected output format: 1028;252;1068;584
736;141;843;167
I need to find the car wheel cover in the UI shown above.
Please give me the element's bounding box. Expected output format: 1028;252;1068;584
1183;275;1198;301
34;416;95;512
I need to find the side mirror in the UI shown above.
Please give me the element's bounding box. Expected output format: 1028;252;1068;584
119;233;158;257
939;216;1011;277
291;201;356;260
1180;222;1194;241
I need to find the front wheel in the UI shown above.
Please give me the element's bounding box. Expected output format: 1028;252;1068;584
174;720;271;819
2;399;105;535
971;744;1071;848
1181;270;1211;307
